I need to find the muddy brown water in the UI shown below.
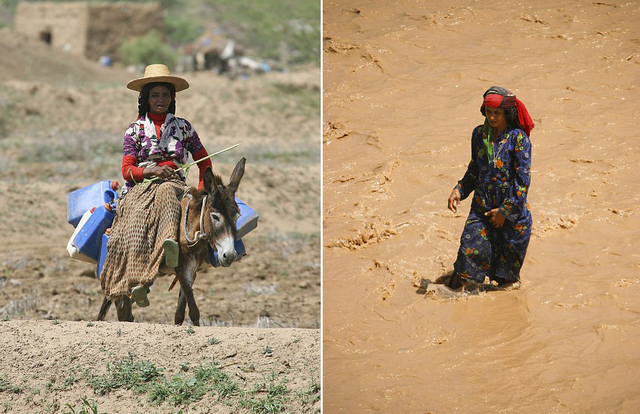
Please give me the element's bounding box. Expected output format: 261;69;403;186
322;0;640;412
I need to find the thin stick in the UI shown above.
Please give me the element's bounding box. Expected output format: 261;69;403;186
145;143;241;183
175;143;241;173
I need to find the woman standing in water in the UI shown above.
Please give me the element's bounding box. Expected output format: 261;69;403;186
446;86;535;289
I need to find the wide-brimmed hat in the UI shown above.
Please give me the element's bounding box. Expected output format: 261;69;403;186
126;64;189;92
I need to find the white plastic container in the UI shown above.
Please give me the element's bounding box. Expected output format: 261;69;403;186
66;210;96;264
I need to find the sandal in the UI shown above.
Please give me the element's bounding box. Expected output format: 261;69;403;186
163;239;179;268
131;285;150;308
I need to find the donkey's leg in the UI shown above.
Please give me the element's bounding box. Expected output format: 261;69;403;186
175;270;200;326
97;297;112;321
187;272;200;326
174;260;190;325
116;296;134;322
175;288;187;326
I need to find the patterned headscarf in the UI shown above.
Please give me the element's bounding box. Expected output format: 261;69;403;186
481;86;534;136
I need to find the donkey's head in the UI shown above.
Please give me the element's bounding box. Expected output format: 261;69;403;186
201;157;245;267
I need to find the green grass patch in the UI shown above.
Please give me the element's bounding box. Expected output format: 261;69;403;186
149;374;208;406
59;353;316;412
262;345;274;357
149;360;239;406
65;398;106;414
195;363;239;400
0;376;22;393
89;353;163;396
296;370;320;407
239;371;290;414
88;355;239;408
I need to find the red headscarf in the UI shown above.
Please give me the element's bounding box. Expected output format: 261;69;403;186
482;87;534;137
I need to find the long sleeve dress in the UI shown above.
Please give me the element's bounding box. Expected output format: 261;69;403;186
453;124;532;284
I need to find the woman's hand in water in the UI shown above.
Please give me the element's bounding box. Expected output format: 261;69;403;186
485;208;506;228
448;187;461;213
143;165;177;180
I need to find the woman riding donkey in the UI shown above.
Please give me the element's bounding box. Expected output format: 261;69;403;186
100;64;214;308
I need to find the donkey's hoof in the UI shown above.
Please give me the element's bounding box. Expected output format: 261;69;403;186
163;239;179;268
131;285;150;308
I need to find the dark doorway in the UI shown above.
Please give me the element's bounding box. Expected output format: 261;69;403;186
39;30;52;45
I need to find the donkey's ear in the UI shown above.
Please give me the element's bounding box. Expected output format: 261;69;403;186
203;167;218;196
228;157;246;194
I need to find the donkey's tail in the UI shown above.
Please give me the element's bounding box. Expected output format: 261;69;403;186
97;297;112;321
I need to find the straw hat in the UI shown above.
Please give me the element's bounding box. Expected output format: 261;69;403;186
126;64;189;92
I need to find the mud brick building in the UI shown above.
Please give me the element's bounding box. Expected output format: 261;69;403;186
14;2;162;61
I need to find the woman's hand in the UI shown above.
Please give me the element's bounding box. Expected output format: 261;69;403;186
485;208;506;228
143;165;177;180
448;187;461;213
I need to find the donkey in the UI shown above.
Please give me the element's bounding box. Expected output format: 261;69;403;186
97;157;245;325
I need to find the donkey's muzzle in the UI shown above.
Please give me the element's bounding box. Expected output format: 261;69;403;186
218;249;237;267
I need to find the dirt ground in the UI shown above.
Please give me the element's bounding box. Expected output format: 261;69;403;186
0;29;320;413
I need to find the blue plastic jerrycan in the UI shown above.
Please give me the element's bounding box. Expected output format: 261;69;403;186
235;198;258;240
72;206;115;263
67;181;118;227
96;233;109;279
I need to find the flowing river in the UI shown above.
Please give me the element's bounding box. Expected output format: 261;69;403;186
322;0;640;412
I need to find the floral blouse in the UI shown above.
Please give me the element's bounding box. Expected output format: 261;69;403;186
456;125;532;223
122;113;205;192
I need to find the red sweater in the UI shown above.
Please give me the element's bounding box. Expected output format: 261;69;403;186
121;113;212;190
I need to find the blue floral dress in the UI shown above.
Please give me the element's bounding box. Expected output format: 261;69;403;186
454;124;532;284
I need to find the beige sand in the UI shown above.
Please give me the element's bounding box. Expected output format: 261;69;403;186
323;0;640;412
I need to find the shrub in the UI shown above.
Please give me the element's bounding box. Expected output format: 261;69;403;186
165;13;204;44
118;31;179;68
